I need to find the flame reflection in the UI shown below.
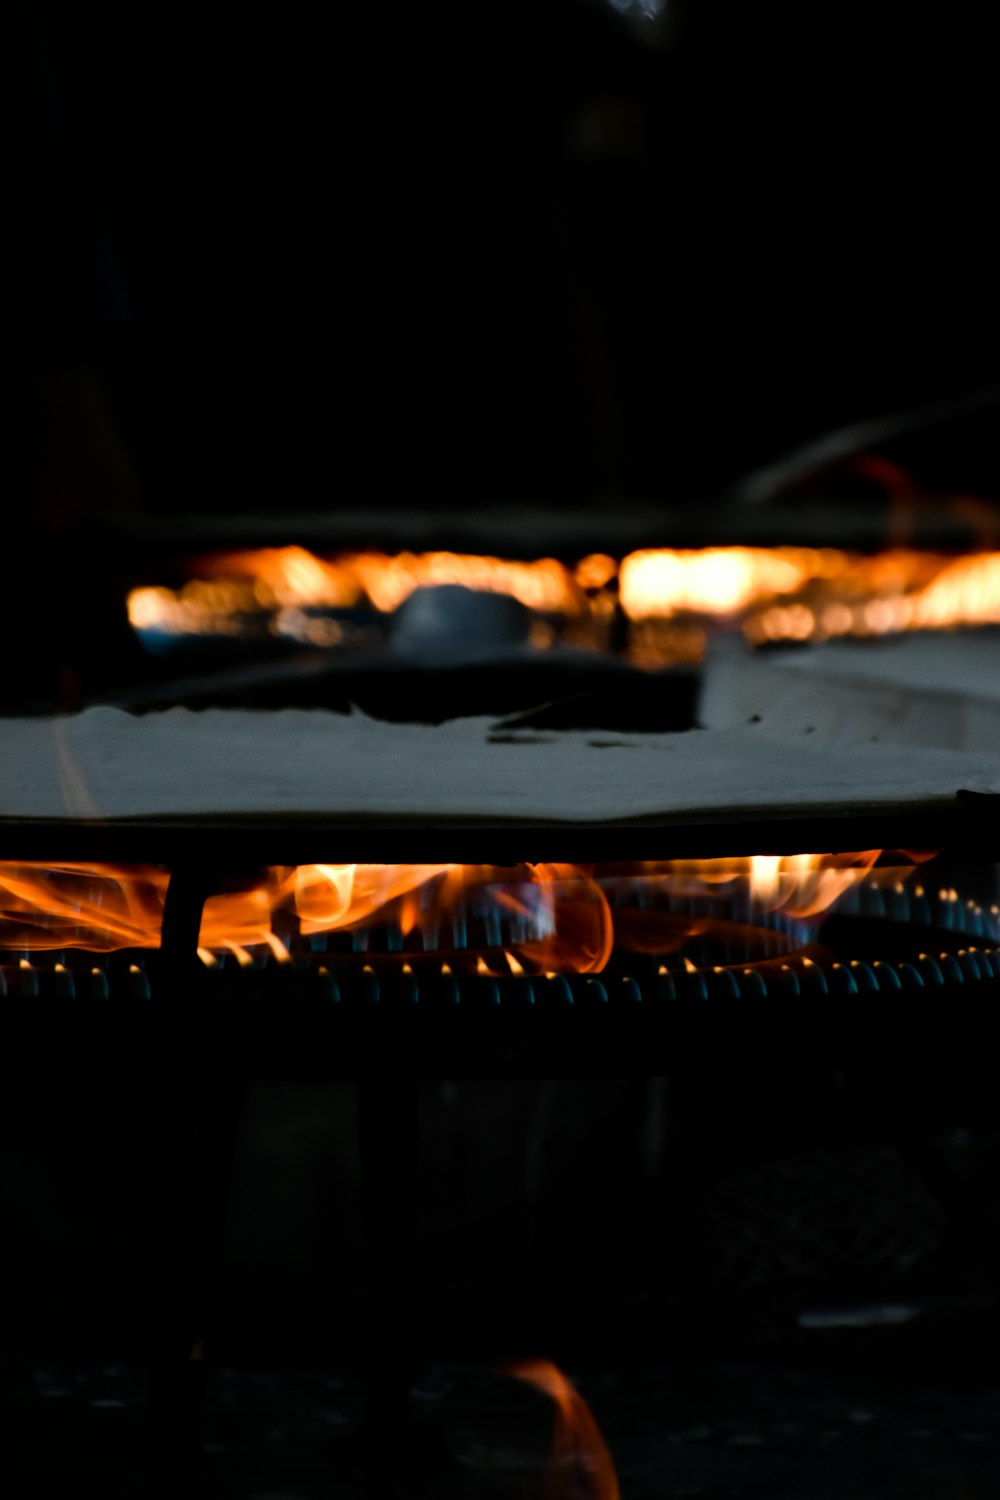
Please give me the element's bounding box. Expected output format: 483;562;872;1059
508;1359;620;1500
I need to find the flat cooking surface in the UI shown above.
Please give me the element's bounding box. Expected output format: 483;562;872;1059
0;710;998;861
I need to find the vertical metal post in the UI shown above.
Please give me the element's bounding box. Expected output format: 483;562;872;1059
357;1073;420;1477
147;866;243;1500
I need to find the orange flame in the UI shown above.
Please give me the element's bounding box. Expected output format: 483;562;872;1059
508;1359;620;1500
745;549;1000;645
603;852;888;919
128;544;1000;656
0;855;906;967
907;552;1000;629
0;863;168;952
737;850;882;917
128;548;584;639
0;862;613;971
619;547;817;618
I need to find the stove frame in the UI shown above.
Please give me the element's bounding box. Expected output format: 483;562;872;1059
4;800;1000;1497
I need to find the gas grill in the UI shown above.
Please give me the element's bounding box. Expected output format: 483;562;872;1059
15;1;1000;1488
4;475;1000;1496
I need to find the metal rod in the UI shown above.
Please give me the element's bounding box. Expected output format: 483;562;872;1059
357;1074;421;1480
147;866;243;1500
2;813;999;865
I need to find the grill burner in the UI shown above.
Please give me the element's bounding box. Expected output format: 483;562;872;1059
6;867;998;1003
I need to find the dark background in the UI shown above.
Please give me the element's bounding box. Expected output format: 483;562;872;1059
13;0;1000;516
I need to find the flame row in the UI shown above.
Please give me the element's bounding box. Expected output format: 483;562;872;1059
0;855;902;967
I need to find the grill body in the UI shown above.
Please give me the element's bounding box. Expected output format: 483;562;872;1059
4;835;1000;1498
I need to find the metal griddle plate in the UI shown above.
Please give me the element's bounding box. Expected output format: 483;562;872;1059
0;788;998;864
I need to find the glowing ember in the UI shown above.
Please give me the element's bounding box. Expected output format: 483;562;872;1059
0;854;905;968
508;1358;620;1500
